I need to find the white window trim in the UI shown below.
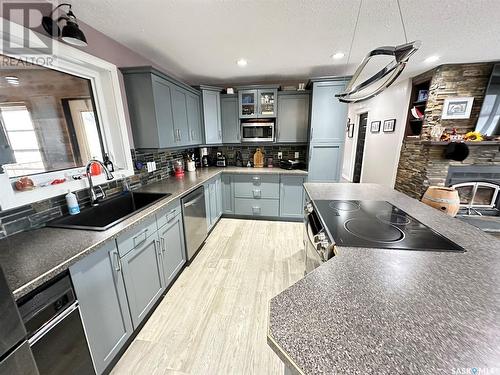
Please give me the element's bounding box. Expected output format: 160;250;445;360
0;17;133;210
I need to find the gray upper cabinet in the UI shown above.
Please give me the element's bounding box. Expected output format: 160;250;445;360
280;175;306;219
70;240;133;375
186;92;203;145
121;67;203;149
276;92;310;143
171;86;190;146
120;234;164;329
238;87;279;118
158;213;186;287
221;95;240;143
309;80;348;144
200;87;222;144
308;143;343;182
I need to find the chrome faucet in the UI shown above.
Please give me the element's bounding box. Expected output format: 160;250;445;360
85;159;114;206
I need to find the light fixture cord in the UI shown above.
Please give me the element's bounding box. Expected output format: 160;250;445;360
396;0;408;43
346;0;363;72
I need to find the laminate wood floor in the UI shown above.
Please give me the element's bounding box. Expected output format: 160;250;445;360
111;218;305;375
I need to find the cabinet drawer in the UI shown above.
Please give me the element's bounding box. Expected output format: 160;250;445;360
156;199;182;229
233;174;279;199
234;198;279;217
116;215;158;257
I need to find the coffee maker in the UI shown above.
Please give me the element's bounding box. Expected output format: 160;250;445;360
199;147;209;167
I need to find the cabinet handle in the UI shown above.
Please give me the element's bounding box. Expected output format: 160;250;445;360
155;240;161;256
191;130;195;140
113;251;121;272
253;189;261;198
252;176;261;181
161;237;166;252
133;228;148;247
252;206;261;214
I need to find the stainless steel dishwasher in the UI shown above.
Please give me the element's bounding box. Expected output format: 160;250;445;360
181;186;208;261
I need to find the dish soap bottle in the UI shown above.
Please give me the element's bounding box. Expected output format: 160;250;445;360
65;190;80;215
103;153;114;172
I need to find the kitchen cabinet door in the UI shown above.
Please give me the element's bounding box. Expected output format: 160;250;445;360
310;82;348;143
239;89;258;118
186;92;203;145
215;176;222;219
70;241;133;375
221;95;240;143
221;174;234;214
202;90;222;144
121;235;164;329
209;181;217;227
277;93;310;143
172;87;190;146
280;175;306;219
308;143;343;182
257;88;278;118
204;183;212;229
158;213;186;287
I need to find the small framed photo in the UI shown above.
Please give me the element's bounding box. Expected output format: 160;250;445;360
347;123;354;138
383;119;396;132
441;97;474;119
417;89;428;102
370;121;381;133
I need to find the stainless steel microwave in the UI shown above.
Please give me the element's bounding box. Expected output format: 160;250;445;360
241;121;275;142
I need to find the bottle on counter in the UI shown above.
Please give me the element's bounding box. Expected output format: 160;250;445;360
65;190;80;215
103;153;114;172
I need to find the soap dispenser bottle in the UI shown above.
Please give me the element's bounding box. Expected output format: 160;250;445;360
65;190;80;215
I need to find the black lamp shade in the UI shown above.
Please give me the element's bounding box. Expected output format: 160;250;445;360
61;21;87;47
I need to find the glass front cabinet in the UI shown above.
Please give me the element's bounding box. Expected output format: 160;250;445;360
238;88;278;118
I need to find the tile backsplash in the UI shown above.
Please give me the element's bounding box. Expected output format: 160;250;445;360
209;144;308;166
0;148;193;239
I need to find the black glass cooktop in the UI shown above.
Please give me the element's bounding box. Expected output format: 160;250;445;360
313;200;465;252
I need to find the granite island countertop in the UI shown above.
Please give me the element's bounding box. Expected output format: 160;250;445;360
0;166;307;300
268;183;500;375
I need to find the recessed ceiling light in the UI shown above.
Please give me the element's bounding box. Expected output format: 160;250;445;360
424;55;439;63
237;58;248;67
331;52;345;60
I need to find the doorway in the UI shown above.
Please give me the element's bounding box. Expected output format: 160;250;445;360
352;112;368;183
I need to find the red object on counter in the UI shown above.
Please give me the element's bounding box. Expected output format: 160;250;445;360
50;178;66;185
90;162;102;176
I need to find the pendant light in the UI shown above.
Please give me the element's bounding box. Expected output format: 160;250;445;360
336;0;421;103
42;3;88;47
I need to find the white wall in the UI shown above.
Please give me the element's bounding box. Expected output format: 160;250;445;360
342;79;411;187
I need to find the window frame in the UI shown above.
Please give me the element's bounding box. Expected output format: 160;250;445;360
0;18;134;210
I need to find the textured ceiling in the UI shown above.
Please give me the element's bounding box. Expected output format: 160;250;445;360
74;0;500;85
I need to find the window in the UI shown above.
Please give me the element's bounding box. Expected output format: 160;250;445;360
0;55;105;178
0;104;44;176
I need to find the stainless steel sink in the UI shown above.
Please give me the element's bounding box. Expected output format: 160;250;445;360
47;191;171;231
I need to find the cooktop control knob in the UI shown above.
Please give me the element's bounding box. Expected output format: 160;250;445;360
304;202;313;213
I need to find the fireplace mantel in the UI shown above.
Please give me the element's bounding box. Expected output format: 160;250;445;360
405;138;500;147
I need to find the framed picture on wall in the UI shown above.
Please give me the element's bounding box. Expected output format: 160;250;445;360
347;123;354;138
370;121;381;133
441;97;474;119
383;119;396;132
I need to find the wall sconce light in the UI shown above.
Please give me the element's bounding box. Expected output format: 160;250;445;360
42;3;88;47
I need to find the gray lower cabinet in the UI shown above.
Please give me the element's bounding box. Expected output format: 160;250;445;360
276;92;310;143
308;143;343;182
158;213;186;287
221;95;240;143
201;88;222;144
70;241;133;375
280;175;306;219
221;174;234;214
120;234;164;329
205;175;222;230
